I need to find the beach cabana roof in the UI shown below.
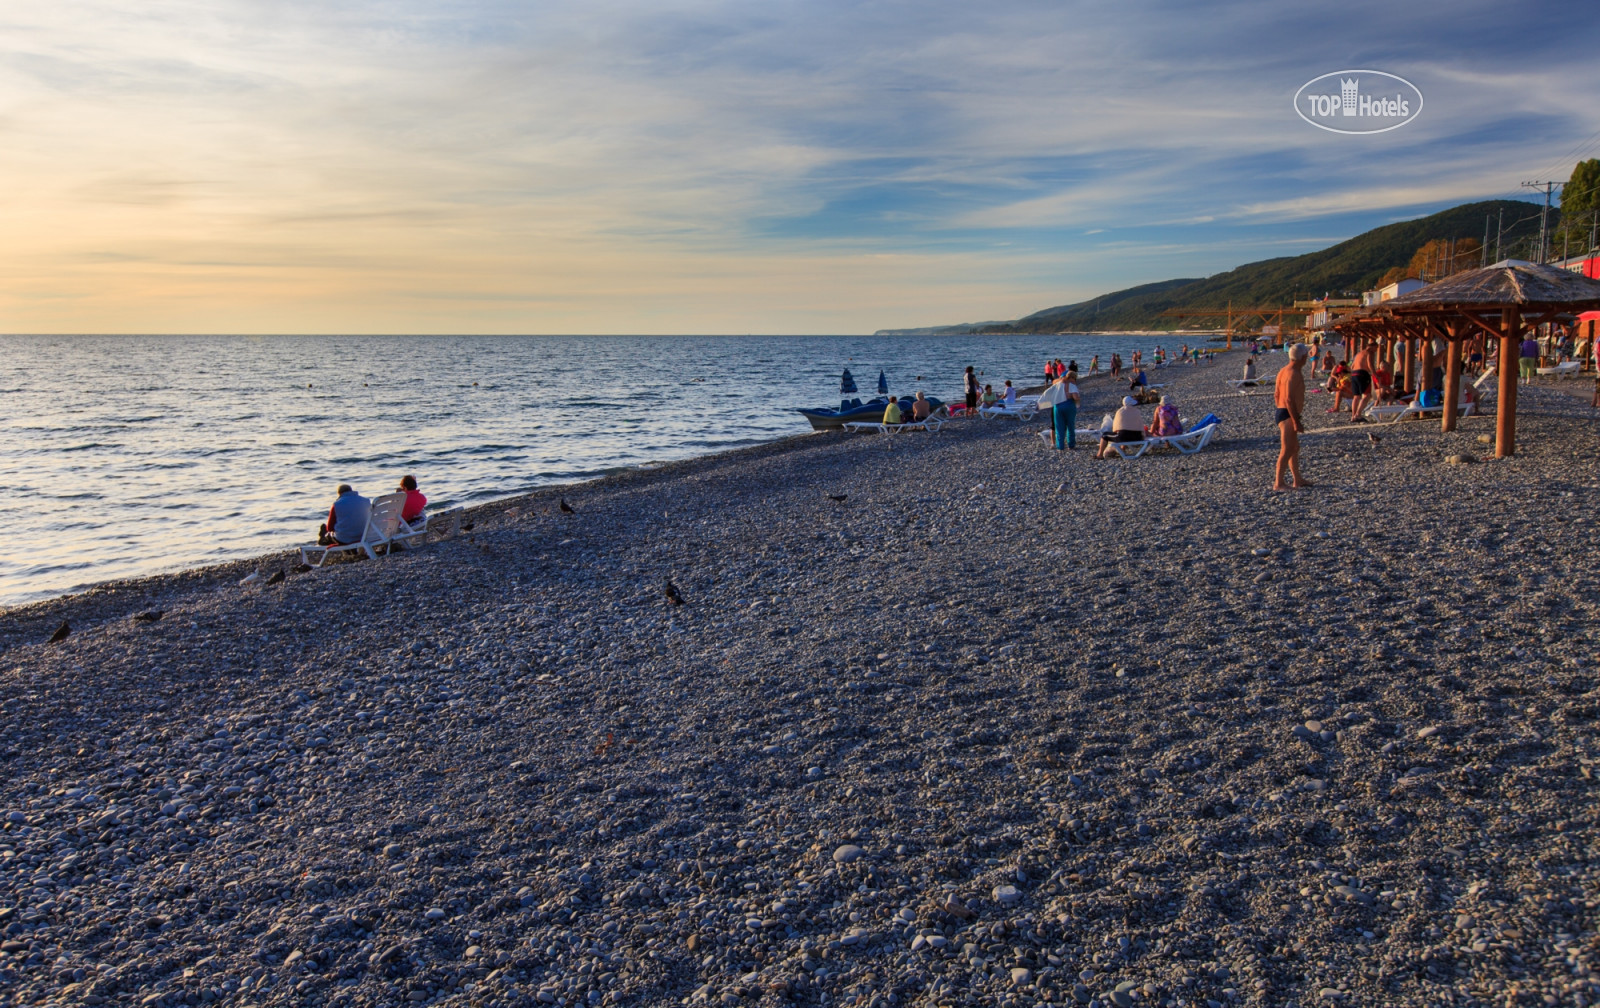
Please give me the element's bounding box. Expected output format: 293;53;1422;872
1383;261;1600;313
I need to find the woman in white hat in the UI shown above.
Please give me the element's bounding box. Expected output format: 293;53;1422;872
1096;396;1146;459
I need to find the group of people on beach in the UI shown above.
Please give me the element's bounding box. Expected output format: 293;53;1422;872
881;390;936;424
1033;361;1184;457
317;476;426;546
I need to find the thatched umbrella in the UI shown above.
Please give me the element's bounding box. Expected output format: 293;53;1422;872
1382;261;1600;456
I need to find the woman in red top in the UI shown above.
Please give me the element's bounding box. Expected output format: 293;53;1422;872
398;475;427;522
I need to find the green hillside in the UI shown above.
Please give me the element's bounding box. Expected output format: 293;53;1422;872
880;199;1546;334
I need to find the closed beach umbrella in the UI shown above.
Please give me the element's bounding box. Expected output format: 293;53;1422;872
840;369;857;394
877;370;888;395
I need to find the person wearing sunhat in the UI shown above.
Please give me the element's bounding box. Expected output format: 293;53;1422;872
1096;396;1147;459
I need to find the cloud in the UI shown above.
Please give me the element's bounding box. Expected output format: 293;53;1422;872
0;0;1597;331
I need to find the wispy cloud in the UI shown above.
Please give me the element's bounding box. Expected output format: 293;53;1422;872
0;0;1596;332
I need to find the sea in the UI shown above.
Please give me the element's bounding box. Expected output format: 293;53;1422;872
0;333;1183;607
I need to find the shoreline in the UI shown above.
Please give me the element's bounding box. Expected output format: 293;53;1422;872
4;353;1597;1007
0;347;1208;630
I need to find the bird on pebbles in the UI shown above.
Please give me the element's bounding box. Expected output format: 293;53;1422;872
47;620;70;644
827;494;848;502
559;498;575;514
663;579;686;605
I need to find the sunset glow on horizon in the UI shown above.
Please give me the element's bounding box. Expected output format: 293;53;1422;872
4;1;1597;334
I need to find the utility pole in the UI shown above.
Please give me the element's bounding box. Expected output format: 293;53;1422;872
1495;208;1503;263
1482;215;1491;268
1522;180;1558;262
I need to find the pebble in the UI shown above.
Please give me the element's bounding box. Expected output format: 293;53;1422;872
2;360;1593;1008
832;843;866;864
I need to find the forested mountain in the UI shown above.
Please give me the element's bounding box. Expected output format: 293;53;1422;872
878;199;1547;334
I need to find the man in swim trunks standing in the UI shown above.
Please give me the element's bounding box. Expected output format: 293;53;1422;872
1274;344;1311;491
1348;342;1375;422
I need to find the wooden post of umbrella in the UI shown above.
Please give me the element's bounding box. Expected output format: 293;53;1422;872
1496;305;1520;458
1400;335;1414;393
1441;320;1464;432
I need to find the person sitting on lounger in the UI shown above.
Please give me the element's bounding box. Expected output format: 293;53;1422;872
883;397;904;424
911;391;932;421
319;483;371;546
398;475;426;523
1151;395;1181;436
1001;380;1017;407
982;384;997;407
1372;363;1395;403
1096;397;1147;458
1243;357;1257;382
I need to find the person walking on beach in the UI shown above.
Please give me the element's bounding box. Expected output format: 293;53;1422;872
1274;345;1311;491
1348;343;1375;423
1090;354;1100;375
1110;353;1122;379
964;366;979;414
1519;333;1540;384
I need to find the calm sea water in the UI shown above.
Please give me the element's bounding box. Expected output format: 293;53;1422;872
0;333;1175;607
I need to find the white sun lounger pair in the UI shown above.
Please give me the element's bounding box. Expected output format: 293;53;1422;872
843;416;945;434
1536;361;1582;378
978;402;1038;421
1365;400;1476;424
300;492;434;567
1099;422;1221;459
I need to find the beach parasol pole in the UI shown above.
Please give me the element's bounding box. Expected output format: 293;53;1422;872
1496;305;1520;458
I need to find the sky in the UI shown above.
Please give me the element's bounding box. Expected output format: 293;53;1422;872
3;0;1598;334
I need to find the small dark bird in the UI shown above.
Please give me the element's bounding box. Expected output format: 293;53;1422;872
132;610;164;622
828;494;848;502
460;522;475;532
47;621;70;644
265;569;286;585
559;498;575;514
664;579;685;605
294;563;312;573
1367;432;1382;445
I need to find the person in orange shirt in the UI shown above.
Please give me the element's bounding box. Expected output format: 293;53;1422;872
1274;344;1311;491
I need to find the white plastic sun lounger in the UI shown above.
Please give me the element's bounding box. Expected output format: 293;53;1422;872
1098;421;1219;458
300;491;406;567
1366;400;1475;424
978;402;1038;421
391;507;433;548
843;417;944;434
1536;361;1581;378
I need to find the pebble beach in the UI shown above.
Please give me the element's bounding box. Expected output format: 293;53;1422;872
3;352;1599;1008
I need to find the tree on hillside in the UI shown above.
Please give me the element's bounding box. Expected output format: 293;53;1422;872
1376;265;1410;288
1405;237;1482;281
1557;159;1600;258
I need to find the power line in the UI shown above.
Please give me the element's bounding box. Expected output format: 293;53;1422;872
1534;125;1600;182
1521;180;1561;261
